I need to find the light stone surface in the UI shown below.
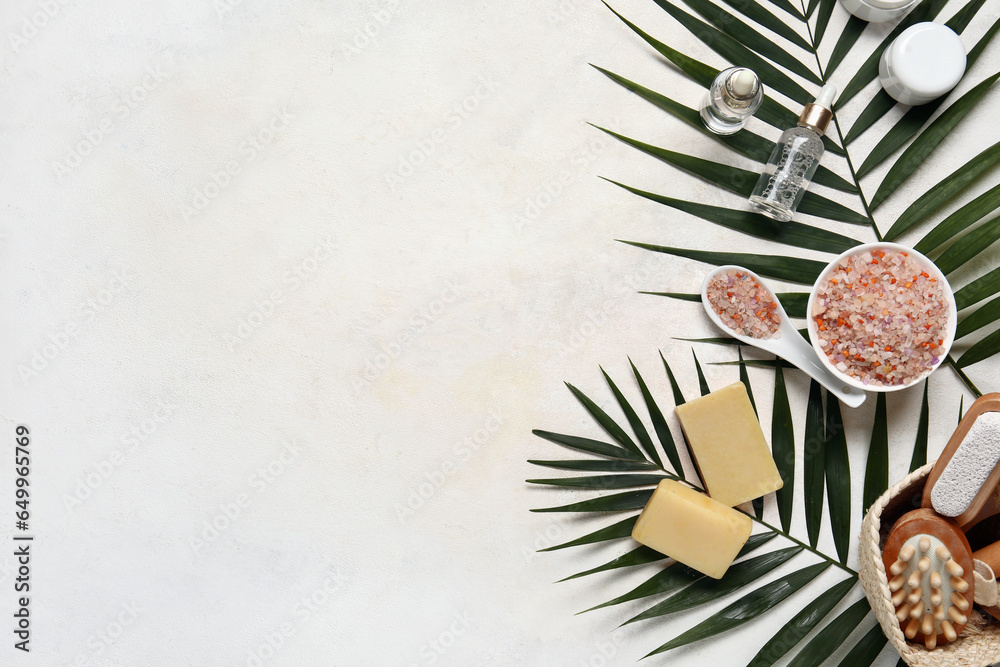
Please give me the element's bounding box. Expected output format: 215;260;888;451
1;0;999;665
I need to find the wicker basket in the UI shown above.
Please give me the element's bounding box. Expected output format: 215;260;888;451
859;462;1000;666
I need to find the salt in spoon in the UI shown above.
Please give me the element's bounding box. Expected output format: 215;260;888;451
701;265;865;408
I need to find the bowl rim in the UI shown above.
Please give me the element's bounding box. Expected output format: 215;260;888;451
805;242;958;393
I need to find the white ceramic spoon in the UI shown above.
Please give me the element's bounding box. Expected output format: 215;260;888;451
701;265;866;408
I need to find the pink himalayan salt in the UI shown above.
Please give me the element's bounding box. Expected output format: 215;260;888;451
706;269;781;339
811;249;948;387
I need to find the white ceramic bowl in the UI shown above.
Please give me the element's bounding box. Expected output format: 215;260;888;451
806;242;957;393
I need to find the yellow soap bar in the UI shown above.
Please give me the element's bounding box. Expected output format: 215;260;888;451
632;479;752;579
674;382;783;507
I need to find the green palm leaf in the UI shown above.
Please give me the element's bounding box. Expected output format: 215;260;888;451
606;180;862;253
824;397;851;564
836;623;888;666
812;0;836;47
597;127;867;224
785;598;872;667
909;381;930;472
870;74;1000;211
620;240;828;284
661;351;687;407
955;265;1000;311
528;459;660;472
772;367;795;532
862;393;888;513
956;295;1000;340
643;291;810;318
602;368;663;467
650;0;814;105
825;17;866;77
630;359;681;475
935;216;1000;276
584;531;779;612
530;489;654;513
957;328;1000;368
602;2;845;155
644;562;830;656
527;474;668;489
537;515;639;552
739;348;765;519
692;349;710;396
624;546;804;625
915;183;1000;254
803;381;825;547
565;382;644;458
558;546;665;582
675;0;822;84
716;0;811;51
885;139;1000;241
592;69;857;192
746;576;857;667
531;429;642;461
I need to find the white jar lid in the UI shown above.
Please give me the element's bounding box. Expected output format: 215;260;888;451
883;23;966;104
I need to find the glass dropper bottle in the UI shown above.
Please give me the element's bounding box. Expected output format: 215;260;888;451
749;84;837;222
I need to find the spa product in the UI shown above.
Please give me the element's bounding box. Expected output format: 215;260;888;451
704;268;781;339
674;382;783;507
749;85;836;222
883;508;975;649
701;266;867;407
923;394;1000;527
699;67;763;135
879;23;966;106
838;0;920;22
631;479;752;579
810;247;950;387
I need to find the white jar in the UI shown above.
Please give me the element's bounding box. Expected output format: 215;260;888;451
879;23;966;106
838;0;920;22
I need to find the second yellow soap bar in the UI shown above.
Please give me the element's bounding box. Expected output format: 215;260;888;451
674;382;783;507
632;479;752;579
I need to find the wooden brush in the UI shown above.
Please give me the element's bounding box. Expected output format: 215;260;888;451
883;509;975;649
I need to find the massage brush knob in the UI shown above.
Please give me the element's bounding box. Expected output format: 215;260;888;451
882;508;975;649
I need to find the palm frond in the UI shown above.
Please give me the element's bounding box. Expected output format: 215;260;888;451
824;396;851;565
884;139;1000;240
748;576;857;667
803;380;825;547
620;240;828;284
772;367;795;532
644;563;831;657
785;598;873;667
674;0;822;84
531;1;1000;661
862;394;889;513
624;546;805;626
650;0;814;104
605;179;862;252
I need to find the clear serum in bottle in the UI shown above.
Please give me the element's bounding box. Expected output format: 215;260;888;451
749;85;837;222
700;68;763;135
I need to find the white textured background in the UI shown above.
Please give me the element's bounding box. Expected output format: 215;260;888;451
2;0;1000;665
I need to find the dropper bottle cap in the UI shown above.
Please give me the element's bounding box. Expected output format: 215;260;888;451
797;84;837;135
729;69;759;99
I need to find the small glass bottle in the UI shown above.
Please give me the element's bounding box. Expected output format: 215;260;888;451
749;85;836;223
699;67;763;135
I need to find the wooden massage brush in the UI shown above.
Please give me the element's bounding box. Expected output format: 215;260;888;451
883;509;975;649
